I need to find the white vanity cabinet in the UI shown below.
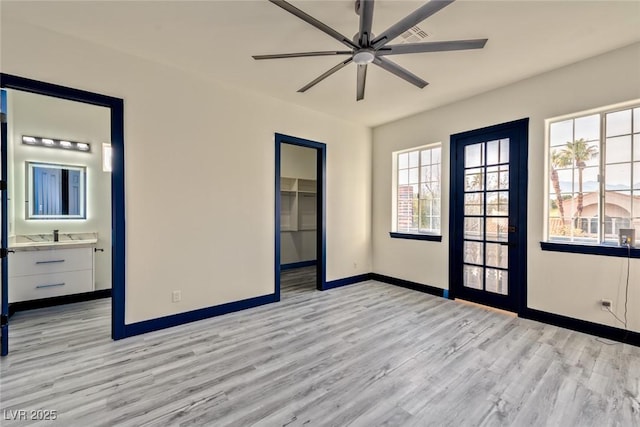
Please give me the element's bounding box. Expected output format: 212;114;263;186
9;247;94;303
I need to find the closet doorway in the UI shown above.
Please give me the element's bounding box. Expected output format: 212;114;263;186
274;133;326;298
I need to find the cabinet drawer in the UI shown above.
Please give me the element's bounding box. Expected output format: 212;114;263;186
9;248;93;277
9;269;93;303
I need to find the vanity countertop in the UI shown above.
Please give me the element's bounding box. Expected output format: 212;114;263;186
9;232;98;252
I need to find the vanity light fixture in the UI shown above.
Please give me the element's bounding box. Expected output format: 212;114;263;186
21;135;91;153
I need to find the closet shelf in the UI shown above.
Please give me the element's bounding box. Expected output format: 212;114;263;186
280;177;317;233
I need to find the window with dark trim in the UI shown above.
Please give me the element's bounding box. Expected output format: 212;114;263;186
546;102;639;247
392;144;441;239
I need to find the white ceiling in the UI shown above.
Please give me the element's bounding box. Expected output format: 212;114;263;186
3;1;640;127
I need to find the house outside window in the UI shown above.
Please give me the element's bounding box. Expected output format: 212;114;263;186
547;103;640;245
393;144;441;235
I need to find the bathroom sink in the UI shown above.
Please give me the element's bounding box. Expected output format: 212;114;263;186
11;238;98;248
9;232;99;250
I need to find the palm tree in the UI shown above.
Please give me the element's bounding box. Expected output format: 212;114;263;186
550;150;570;222
561;138;598;223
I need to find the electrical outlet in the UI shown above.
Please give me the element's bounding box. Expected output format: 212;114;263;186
172;290;181;303
619;229;635;246
601;299;612;311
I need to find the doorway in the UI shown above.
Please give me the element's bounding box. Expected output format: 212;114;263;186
0;74;125;356
275;133;326;298
449;119;528;313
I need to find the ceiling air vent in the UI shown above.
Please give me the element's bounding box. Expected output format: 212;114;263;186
398;25;430;44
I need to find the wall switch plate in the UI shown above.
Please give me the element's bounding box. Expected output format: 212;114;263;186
619;228;635;246
172;290;181;303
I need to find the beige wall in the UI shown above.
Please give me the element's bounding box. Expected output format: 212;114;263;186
281;143;316;181
1;21;372;324
372;42;640;332
8;90;113;290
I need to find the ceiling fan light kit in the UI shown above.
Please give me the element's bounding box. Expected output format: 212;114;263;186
253;0;488;101
353;49;375;65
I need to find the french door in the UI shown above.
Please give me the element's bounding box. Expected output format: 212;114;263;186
449;119;528;312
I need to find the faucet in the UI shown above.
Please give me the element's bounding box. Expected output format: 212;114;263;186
53;229;59;242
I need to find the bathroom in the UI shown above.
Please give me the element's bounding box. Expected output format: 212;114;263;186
3;88;112;326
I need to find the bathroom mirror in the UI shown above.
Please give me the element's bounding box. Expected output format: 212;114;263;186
26;162;87;219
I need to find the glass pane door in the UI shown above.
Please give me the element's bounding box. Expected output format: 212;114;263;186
463;139;510;295
450;119;528;313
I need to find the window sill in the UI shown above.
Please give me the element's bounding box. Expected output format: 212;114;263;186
389;232;442;242
540;241;640;258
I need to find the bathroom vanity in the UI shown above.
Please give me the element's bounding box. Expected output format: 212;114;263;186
8;233;98;303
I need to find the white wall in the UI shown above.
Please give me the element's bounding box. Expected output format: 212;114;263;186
373;42;640;332
281;143;316;181
1;20;372;324
280;144;317;265
8;90;112;290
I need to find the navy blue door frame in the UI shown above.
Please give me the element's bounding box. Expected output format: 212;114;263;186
275;133;326;296
0;73;126;355
1;89;8;356
449;118;528;313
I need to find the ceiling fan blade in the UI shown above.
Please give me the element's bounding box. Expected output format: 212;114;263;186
269;0;358;49
253;51;353;60
371;0;455;49
373;57;428;88
298;58;353;93
356;64;367;101
377;39;488;56
358;0;375;46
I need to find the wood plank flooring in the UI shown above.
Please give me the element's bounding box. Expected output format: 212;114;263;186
1;267;639;426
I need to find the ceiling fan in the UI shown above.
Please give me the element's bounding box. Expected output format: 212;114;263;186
253;0;488;101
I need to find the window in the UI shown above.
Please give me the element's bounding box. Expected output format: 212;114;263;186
393;144;441;237
546;103;640;246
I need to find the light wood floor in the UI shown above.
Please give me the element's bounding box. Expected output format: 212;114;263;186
1;267;639;426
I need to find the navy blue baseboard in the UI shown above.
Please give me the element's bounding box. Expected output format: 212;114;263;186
9;289;112;317
370;273;446;298
111;270;638;347
370;273;638;346
281;260;317;271
122;293;278;338
324;273;373;290
521;307;640;347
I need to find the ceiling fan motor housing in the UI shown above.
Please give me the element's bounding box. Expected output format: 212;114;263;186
353;49;375;65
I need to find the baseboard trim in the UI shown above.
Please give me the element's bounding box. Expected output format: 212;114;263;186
370;274;638;345
521;307;640;346
9;289;112;317
281;260;317;271
122;293;278;338
324;273;372;290
370;273;446;298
